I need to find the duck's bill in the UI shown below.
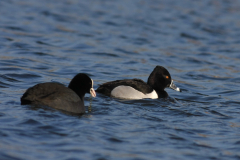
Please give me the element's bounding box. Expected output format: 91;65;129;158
90;88;96;97
169;80;181;92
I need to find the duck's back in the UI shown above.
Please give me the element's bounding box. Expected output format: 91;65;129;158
96;79;155;99
21;82;85;114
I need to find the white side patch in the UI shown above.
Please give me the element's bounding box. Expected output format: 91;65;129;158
111;85;158;99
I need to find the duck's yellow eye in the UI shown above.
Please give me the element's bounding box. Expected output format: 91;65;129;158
166;76;169;79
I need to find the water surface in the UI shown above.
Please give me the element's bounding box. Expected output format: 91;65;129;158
1;0;240;159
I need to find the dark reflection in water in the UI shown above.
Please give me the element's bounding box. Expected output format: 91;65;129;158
1;0;240;159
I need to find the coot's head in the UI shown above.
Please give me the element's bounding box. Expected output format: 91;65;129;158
147;66;180;92
68;73;96;98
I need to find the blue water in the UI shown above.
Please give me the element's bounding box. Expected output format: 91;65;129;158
1;0;240;159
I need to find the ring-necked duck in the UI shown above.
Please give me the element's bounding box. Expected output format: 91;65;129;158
96;66;180;99
21;73;96;114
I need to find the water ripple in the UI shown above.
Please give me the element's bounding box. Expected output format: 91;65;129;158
0;0;240;160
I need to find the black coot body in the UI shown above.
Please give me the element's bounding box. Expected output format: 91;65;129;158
96;66;180;99
21;73;96;114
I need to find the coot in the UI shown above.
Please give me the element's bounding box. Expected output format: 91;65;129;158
21;73;96;114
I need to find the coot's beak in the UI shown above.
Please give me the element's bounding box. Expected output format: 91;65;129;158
169;80;181;92
90;79;96;97
90;88;96;97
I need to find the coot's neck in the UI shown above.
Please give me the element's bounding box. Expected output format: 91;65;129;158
155;89;168;98
75;91;86;102
68;84;86;102
79;94;85;104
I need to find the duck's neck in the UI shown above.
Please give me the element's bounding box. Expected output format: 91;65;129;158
155;89;168;98
147;80;168;98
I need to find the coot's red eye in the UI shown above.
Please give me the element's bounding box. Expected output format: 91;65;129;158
166;76;169;79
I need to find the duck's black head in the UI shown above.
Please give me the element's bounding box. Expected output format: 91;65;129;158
68;73;96;99
147;66;180;93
